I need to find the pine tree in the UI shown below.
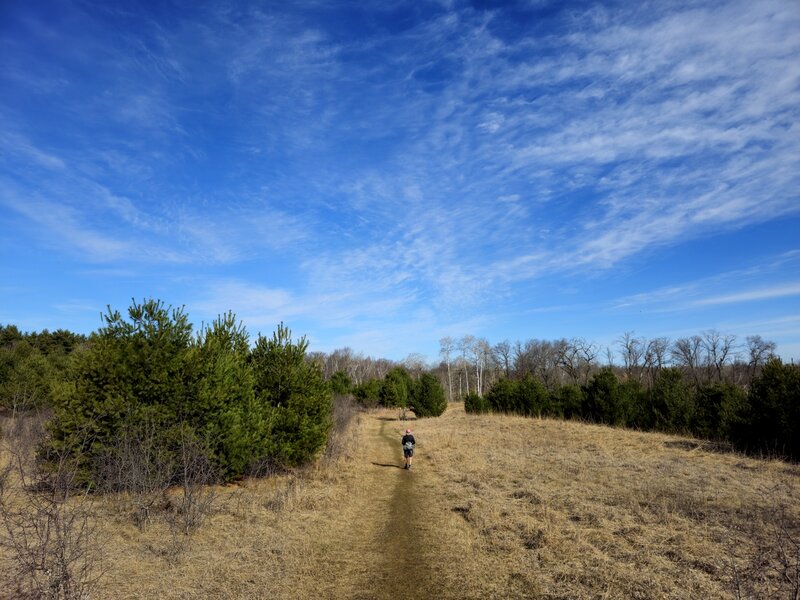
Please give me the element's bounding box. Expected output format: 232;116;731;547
250;323;333;467
412;373;447;417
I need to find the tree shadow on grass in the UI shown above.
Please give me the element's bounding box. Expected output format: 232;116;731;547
372;462;403;469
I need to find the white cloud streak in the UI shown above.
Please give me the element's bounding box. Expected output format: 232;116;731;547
691;284;800;306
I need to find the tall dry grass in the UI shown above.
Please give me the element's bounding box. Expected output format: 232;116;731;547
2;401;797;599
420;405;800;599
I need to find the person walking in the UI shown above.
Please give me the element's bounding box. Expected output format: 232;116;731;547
401;428;415;470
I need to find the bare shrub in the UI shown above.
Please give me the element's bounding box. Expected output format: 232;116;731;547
164;431;217;538
95;420;176;530
323;394;359;464
0;411;101;599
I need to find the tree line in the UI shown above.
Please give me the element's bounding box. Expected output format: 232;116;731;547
3;314;796;466
0;325;87;410
436;331;780;399
463;360;798;460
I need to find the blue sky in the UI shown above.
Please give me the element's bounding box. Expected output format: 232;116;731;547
1;0;799;363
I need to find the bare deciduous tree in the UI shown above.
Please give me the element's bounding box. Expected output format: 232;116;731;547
493;340;511;378
643;337;670;386
618;332;645;381
672;335;704;385
402;353;428;378
746;335;777;381
439;336;455;402
701;330;737;383
458;335;475;395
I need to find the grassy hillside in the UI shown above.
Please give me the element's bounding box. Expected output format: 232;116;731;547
1;403;797;599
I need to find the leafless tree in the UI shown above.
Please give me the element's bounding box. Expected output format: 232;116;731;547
513;340;532;378
493;340;511;378
643;337;670;385
472;338;493;395
618;332;645;381
439;336;455;402
701;330;737;383
164;431;217;538
511;339;563;387
575;338;600;384
96;420;176;530
458;335;475;395
402;353;428;378
555;338;597;385
746;335;777;381
672;335;704;385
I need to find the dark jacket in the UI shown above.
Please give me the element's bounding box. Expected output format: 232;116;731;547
401;434;415;448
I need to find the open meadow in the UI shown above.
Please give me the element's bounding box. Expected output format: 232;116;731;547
2;403;798;599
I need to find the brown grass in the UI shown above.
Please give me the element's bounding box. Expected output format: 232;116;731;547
422;406;799;599
2;403;798;599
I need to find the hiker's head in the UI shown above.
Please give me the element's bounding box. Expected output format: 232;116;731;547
405;429;412;434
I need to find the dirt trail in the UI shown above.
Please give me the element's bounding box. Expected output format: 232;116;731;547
335;413;445;600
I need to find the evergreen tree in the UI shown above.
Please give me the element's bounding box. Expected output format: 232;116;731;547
188;312;255;478
692;382;746;440
412;373;447;417
0;341;55;409
353;378;382;408
646;368;694;432
250;323;333;467
464;392;490;414
583;368;637;426
46;299;195;482
486;377;516;413
738;359;800;458
379;367;413;407
551;384;584;419
330;370;353;395
516;375;550;417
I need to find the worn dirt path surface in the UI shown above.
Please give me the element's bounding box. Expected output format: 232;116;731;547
328;413;448;600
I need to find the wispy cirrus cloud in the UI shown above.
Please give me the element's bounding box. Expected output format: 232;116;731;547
2;0;798;358
285;0;800;311
612;252;800;312
691;284;800;307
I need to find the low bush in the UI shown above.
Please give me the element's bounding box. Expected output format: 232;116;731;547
464;392;490;414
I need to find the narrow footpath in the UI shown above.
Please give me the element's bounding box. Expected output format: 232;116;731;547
333;412;446;600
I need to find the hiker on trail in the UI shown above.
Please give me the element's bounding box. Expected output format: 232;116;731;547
401;429;415;470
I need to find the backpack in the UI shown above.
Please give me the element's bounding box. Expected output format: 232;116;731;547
403;441;414;450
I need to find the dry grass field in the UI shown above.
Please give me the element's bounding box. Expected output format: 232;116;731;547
2;403;798;599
